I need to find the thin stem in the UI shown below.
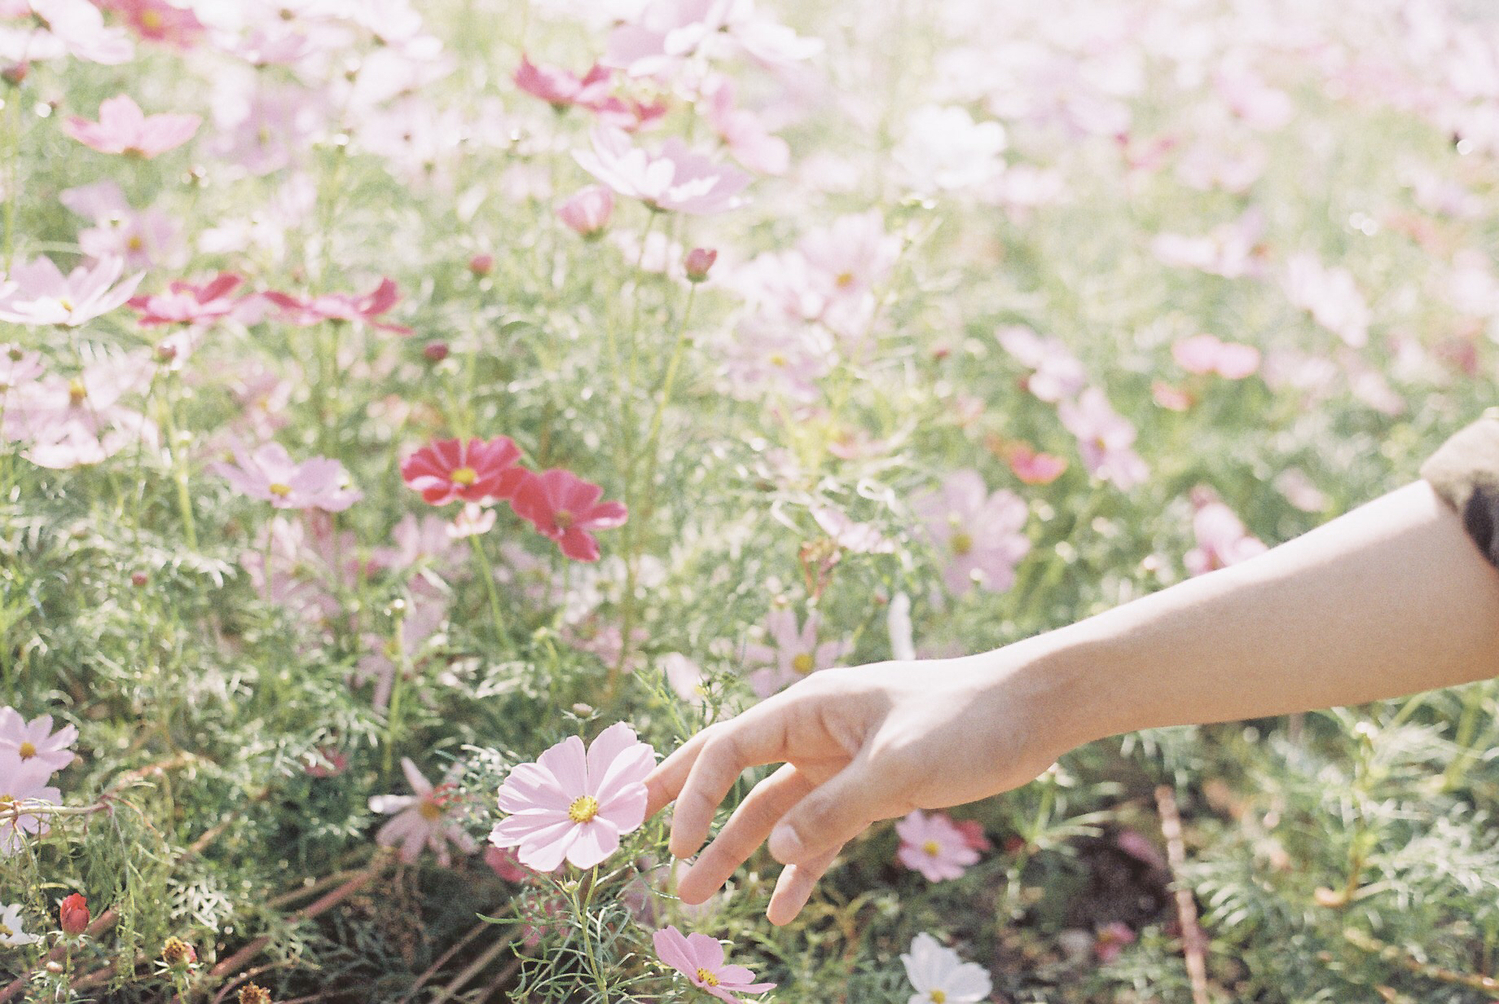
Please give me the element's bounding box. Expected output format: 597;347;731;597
469;532;512;655
383;610;408;776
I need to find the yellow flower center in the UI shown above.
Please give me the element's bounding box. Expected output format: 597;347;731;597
127;235;144;251
140;9;163;29
792;652;815;675
58;297;75;313
16;741;35;760
923;840;940;856
696;968;720;987
768;351;788;367
450;466;477;486
835;271;856;288
950;532;973;556
554;509;575;530
68;379;87;404
268;483;292;497
418;797;444;822
0;922;11;938
568;795;599;823
930;992;948;1004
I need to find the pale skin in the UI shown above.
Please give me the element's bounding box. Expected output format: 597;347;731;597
643;480;1499;925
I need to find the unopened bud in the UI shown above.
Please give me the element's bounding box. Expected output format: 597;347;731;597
684;247;717;283
468;254;494;277
2;62;27;87
423;340;449;363
155;341;177;363
131;571;149;588
58;893;89;936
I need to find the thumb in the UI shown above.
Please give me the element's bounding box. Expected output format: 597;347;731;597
766;760;886;866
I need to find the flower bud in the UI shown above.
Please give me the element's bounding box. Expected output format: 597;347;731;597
58;893;89;936
468;254;494;277
422;340;449;363
556;185;613;238
684;247;717;283
161;936;197;970
2;62;27;88
130;571;149;588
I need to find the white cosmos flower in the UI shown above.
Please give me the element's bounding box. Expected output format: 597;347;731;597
0;903;39;947
901;932;992;1004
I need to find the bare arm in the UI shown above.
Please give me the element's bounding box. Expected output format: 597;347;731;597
645;480;1499;924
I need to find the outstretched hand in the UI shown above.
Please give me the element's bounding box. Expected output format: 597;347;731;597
643;651;1075;925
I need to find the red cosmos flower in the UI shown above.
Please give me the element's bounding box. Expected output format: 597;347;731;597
401;437;524;506
59;893;90;936
511;469;627;563
129;273;243;326
263;278;413;335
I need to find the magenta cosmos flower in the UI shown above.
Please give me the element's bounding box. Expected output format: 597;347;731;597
489;722;656;871
214;442;361;512
511;469;627;563
514;55;614;111
653;926;776;1003
912;471;1031;596
0;255;142;328
63;94;200;157
368;758;477;867
129;273;243;326
100;0;206;49
574;128;751;215
0;708;77;773
263;278;413;335
400;436;524;506
895;810;981;882
744;608;852;698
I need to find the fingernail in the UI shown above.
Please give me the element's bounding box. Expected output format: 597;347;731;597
768;824;802;863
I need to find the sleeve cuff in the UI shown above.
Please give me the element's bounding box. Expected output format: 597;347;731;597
1421;412;1499;569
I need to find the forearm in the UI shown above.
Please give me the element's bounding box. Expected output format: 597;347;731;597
1022;481;1499;747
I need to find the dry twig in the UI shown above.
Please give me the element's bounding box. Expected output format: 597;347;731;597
1156;784;1212;1004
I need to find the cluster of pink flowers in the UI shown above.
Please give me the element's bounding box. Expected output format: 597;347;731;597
0;707;78;857
401;437;627;563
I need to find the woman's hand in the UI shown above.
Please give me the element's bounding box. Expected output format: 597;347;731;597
643;648;1079;925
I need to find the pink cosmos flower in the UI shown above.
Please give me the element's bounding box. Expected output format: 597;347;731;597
263;278;413;335
0;708;77;773
895;809;982;882
1283;253;1370;348
0;346;42;392
1184;490;1268;576
3;351;156;469
0;255;142;327
129;274;243;327
912;471;1031;596
400;436;524;506
214;442;361;512
484;845;531;883
995;325;1088;403
95;0;205;49
1094;921;1137;963
355;596;445;710
574;128;751;215
368;758;478;867
489;722;656;871
511;469;628;563
1006;444;1069;486
744;609;852;698
1171;334;1260;380
652;925;776;1004
0;749;59;856
556;184;614;237
704;76;789;176
10;0;133;64
1151;210;1265;280
63;95;199;158
59;181;183;271
514;55;613;110
1058;389;1150;491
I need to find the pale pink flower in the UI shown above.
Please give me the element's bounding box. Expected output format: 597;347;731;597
489;722;657;871
662;652;709;707
0;255;142;327
0;346;42;392
1152;210;1265;279
896;809;981;881
704;76;789;176
744;609;852;698
0;708;77;773
96;0;205;49
60;181;182;271
556;184;614;237
4;352;156;469
1175;140;1266;193
652;925;776;1004
368;758;477;867
605;0;818;77
0;749;59;856
1002;444;1068;486
995;325;1087;403
894;104;1006;191
1172;334;1260;380
1058;389;1149;491
902;932;992;1004
720;316;831;403
63;95;199;158
1275;468;1328;513
1283;253;1370;348
237;516;342;622
574;127;751;215
912;470;1031;596
12;0;133;64
264;278;412;335
213;442;361;512
1214;66;1294;131
1184;491;1267;576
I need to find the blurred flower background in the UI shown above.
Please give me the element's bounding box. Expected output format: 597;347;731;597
1;0;1498;1001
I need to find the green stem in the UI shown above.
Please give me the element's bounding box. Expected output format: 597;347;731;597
469;532;512;655
575;867;610;999
383;611;408;776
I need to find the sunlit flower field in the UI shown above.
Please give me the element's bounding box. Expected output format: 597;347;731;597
3;0;1499;1001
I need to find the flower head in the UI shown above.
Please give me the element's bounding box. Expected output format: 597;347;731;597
901;932;992;1004
0;255;141;327
1184;490;1267;576
0;708;78;773
556;184;615;237
401;436;524;506
63;95;199;158
489;722;656;871
58;893;89;936
263;278;413;335
895;810;981;882
744;608;852;698
0;903;39;946
1172;334;1260;380
0;748;59;856
368;758;478;867
511;469;627;562
98;0;205;49
129;274;243;327
213;442;361;512
1058;388;1150;491
514;56;613;111
653;925;776;1003
574;128;750;215
912;471;1031;596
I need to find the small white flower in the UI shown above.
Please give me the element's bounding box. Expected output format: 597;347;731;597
0;903;39;947
901;932;992;1004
